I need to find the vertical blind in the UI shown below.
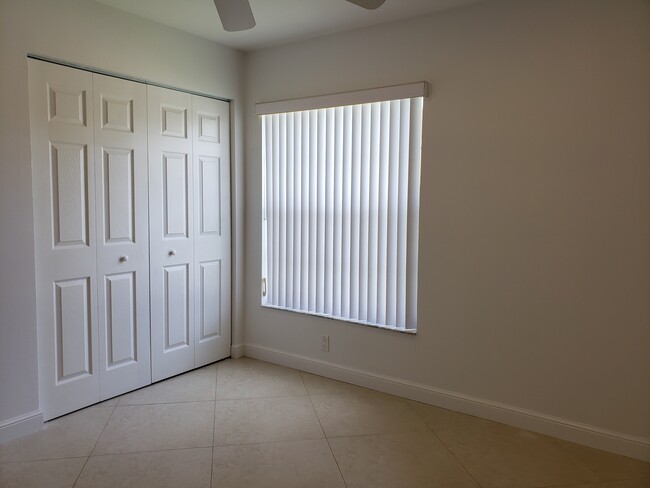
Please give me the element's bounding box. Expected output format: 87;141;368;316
261;97;422;331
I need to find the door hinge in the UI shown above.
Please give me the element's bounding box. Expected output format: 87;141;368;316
261;277;267;297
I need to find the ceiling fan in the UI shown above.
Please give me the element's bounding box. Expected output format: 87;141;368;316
213;0;387;32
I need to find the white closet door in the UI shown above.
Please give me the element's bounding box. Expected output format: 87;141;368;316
29;59;99;420
192;95;231;366
93;74;151;399
148;86;195;382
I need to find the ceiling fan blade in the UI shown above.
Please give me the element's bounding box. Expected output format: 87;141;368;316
345;0;386;10
213;0;256;32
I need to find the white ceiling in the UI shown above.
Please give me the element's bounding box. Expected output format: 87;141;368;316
94;0;484;51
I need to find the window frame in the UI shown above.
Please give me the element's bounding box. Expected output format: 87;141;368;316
258;83;427;333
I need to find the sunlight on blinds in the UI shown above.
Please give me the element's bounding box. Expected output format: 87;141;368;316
261;97;422;331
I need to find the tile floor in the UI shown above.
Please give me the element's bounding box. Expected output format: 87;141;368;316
0;358;648;487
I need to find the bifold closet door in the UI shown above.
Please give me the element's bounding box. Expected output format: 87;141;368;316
148;86;196;382
30;59;232;416
192;95;231;367
149;87;232;381
93;74;151;399
29;60;152;418
29;60;100;420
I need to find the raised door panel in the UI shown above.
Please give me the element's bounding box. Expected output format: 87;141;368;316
199;157;222;236
148;85;195;382
93;73;150;399
101;95;133;132
48;85;87;126
162;152;190;238
192;95;231;367
29;59;99;420
163;264;190;350
102;148;135;244
104;272;137;367
51;143;89;247
199;260;222;341
54;277;93;382
161;105;187;138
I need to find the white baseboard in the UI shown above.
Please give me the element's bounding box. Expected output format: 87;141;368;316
0;410;43;444
230;344;245;359
243;344;650;462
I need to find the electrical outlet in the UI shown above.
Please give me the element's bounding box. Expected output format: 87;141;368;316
321;335;329;352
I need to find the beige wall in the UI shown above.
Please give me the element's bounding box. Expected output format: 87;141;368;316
243;0;650;442
0;0;245;425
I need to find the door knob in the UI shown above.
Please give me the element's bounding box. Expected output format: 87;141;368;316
169;250;176;256
119;255;128;263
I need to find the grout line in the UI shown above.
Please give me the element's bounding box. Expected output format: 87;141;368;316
214;393;310;402
88;402;118;457
300;371;348;488
71;402;117;487
0;455;89;465
219;433;326;446
70;456;90;488
429;427;483;488
213;435;327;449
406;401;484;488
323;430;426;440
75;445;213;459
537;484;587;488
115;399;216;407
209;445;215;488
210;366;217;488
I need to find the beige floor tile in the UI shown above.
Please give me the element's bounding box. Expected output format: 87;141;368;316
311;390;427;437
75;447;212;488
604;480;650;488
216;358;307;399
409;402;599;488
300;371;371;396
552;438;650;482
214;396;323;445
329;431;479;488
559;480;650;488
0;457;87;488
408;400;473;430
118;364;217;405
92;402;214;455
0;406;113;462
212;439;345;488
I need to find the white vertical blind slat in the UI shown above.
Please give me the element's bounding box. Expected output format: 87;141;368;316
397;99;411;328
316;109;326;314
261;118;266;293
324;108;335;315
262;116;269;302
358;104;371;322
299;112;309;310
308;111;317;312
272;114;280;307
261;96;422;331
333;107;343;317
341;106;353;319
406;98;422;329
293;112;302;309
349;105;362;320
286;113;294;309
278;114;287;307
386;100;400;327
376;101;390;326
367;102;380;325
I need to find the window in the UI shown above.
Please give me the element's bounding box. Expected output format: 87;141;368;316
258;83;425;332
